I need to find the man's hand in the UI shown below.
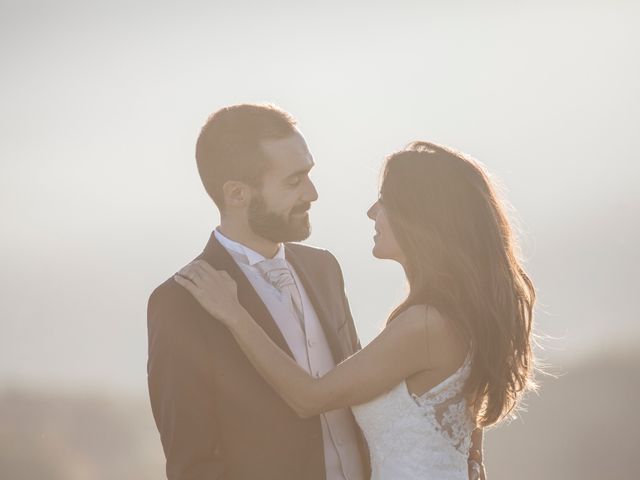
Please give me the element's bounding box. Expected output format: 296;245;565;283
468;428;486;480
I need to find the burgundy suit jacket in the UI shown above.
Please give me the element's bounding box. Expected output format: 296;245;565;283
147;233;369;479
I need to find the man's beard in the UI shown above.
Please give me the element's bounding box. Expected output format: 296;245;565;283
248;193;312;243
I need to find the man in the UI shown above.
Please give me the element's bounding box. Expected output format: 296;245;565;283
147;104;369;479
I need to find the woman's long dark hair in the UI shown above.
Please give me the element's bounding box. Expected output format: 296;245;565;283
382;142;536;427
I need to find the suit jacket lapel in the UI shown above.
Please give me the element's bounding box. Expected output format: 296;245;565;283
201;233;295;359
285;245;344;363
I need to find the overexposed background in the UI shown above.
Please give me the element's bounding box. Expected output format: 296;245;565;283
2;1;639;478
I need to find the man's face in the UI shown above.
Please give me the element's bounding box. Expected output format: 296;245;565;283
248;130;318;243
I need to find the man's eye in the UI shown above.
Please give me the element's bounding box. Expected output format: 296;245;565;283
288;177;301;186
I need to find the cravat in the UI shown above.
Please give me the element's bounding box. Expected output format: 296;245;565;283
255;258;305;324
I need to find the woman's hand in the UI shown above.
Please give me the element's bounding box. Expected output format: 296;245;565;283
174;260;247;329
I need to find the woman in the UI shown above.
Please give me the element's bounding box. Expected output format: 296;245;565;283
175;141;536;479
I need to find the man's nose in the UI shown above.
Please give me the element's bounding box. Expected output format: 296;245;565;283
304;177;319;202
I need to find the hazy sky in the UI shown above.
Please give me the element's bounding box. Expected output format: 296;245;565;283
1;0;639;395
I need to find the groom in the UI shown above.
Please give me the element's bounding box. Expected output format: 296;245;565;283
147;104;369;479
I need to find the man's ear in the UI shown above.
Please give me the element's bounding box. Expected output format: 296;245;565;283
222;180;250;208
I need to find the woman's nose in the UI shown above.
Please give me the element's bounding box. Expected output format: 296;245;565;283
367;201;378;220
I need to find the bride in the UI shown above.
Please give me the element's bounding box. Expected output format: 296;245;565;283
175;141;536;480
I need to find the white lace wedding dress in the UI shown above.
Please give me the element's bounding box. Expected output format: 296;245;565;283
351;355;474;480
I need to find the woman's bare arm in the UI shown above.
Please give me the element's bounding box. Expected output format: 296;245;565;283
227;303;431;416
174;260;446;417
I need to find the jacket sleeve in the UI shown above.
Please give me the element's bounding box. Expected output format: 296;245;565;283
147;282;227;480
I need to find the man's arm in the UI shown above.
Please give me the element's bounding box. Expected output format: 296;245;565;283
147;283;226;480
468;427;486;480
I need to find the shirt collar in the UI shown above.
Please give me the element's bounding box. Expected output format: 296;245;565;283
214;228;285;266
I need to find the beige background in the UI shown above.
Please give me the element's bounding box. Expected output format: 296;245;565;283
2;1;639;478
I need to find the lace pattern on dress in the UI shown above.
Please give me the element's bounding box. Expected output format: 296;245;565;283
410;356;474;455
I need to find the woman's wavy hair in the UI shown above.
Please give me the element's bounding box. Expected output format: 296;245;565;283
383;141;536;427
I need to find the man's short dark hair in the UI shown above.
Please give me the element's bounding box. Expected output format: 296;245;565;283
195;103;298;209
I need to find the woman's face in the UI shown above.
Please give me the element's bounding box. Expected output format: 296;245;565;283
367;198;405;264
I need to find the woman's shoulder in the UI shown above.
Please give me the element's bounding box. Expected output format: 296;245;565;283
386;305;432;342
393;304;467;368
393;304;450;332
